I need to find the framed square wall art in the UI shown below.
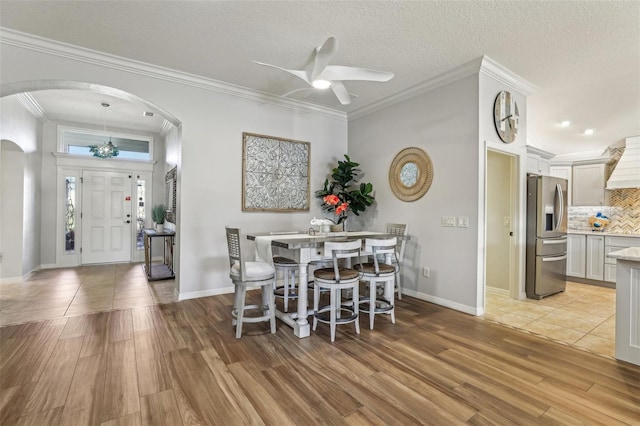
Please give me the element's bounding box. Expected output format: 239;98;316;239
242;132;310;212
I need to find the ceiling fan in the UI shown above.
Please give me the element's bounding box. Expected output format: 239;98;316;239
253;37;394;105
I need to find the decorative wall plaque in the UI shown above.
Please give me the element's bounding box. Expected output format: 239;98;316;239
242;132;310;211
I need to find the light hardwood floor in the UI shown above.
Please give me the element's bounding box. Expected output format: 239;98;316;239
1;271;639;425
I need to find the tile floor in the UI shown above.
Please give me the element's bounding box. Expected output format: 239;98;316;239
0;263;176;327
483;281;616;358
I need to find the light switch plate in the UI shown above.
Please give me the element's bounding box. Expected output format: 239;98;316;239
442;216;456;227
457;216;469;228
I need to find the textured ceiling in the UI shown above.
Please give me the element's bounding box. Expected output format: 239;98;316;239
1;1;638;155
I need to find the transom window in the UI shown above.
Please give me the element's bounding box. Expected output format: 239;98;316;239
60;127;153;160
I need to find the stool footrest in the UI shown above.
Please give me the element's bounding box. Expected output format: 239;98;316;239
314;305;358;324
232;304;274;323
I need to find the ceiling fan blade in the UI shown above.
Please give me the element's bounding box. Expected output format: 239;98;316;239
310;37;338;81
320;65;394;82
330;81;352;105
253;61;311;84
281;87;316;98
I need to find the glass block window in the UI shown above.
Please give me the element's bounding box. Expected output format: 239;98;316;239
65;177;76;253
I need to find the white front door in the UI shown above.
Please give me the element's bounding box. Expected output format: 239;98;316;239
81;170;133;264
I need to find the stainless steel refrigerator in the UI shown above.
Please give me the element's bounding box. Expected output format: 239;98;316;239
526;175;568;299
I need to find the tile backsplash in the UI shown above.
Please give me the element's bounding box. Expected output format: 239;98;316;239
568;188;640;233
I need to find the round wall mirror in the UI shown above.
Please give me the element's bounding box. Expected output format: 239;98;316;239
400;162;419;187
389;147;433;202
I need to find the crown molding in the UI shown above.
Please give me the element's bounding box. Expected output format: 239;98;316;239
349;55;537;121
525;145;555;159
349;57;485;120
16;92;47;122
479;55;537;96
0;28;347;122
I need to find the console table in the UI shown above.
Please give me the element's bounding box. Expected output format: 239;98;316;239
143;229;175;281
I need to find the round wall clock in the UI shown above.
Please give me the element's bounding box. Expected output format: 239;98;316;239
493;90;519;143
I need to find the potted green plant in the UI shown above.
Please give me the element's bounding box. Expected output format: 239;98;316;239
316;155;375;231
152;204;167;232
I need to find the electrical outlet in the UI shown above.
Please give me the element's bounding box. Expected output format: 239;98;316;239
442;216;456;227
423;267;430;277
457;216;469;228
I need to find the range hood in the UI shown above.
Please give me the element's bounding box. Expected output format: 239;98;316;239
606;136;640;190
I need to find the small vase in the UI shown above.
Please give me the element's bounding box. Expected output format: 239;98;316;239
330;224;343;232
155;223;164;232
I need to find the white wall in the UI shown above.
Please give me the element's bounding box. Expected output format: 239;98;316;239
479;71;529;300
1;37;347;298
349;74;481;313
0;142;25;279
0;95;42;279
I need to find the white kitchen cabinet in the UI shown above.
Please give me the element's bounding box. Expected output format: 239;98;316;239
604;264;617;283
549;166;572;205
526;146;554;176
527;153;551;176
572;163;609;206
604;236;640;283
585;234;605;281
566;234;586;278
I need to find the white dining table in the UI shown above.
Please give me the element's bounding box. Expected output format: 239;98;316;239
246;231;391;338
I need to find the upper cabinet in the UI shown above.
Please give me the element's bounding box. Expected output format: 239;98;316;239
526;146;554;176
572;163;610;206
549;165;573;205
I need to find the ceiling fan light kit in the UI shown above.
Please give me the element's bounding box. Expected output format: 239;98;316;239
254;36;394;105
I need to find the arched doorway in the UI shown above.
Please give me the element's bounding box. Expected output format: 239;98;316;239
0;140;26;280
1;80;182;282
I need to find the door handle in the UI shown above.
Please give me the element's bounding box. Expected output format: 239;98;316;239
542;255;567;262
542;238;567;244
125;220;131;224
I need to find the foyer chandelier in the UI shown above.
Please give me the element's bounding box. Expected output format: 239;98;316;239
89;102;119;158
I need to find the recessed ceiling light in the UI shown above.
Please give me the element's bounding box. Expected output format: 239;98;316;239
559;120;571;127
584;128;595;136
312;79;331;89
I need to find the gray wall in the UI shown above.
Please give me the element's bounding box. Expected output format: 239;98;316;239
349;75;482;312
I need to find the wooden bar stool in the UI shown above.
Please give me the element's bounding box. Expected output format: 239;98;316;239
273;256;299;312
355;237;397;329
312;240;363;342
225;226;276;339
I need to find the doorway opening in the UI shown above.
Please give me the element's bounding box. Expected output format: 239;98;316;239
486;149;519;299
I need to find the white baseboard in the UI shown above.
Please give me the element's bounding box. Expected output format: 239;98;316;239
0;276;23;284
402;289;482;316
485;286;510;296
0;267;40;284
40;264;58;270
178;285;235;301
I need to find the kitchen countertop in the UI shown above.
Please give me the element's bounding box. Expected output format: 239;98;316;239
567;230;640;238
607;247;640;262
